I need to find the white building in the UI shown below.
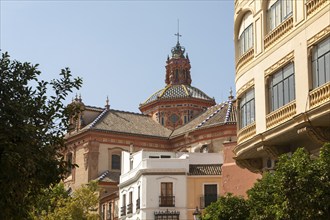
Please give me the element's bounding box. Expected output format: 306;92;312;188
118;151;223;220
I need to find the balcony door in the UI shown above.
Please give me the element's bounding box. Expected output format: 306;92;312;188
204;184;217;207
160;182;174;207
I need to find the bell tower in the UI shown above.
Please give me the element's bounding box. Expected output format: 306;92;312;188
139;30;216;130
165;39;192;86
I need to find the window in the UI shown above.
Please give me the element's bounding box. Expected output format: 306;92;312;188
67;152;73;175
107;202;112;220
121;194;126;216
239;88;255;128
268;63;295;112
312;36;330;88
114;199;119;218
160;182;174;207
200;145;209;153
267;0;293;32
238;12;253;56
111;154;121;170
136;186;140;211
127;192;133;214
202;184;218;208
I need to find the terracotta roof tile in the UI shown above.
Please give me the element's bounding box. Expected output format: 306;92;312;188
170;100;237;137
91;109;172;138
188;164;222;175
96;170;120;183
141;85;214;106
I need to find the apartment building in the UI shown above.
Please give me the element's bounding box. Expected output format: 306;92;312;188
118;151;222;220
234;0;330;172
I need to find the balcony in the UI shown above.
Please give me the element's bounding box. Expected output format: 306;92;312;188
127;203;133;215
200;194;220;209
266;101;296;129
136;198;140;211
238;122;256;144
236;48;254;72
159;196;175;207
309;82;330;109
264;16;293;49
306;0;328;17
120;206;126;216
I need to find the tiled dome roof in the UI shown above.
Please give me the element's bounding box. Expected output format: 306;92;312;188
141;84;214;105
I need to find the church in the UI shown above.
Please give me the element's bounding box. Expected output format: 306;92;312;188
64;36;259;220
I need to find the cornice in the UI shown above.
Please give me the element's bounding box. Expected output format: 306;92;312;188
236;79;254;97
307;25;330;47
264;51;294;77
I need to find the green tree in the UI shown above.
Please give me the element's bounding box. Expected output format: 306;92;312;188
202;193;250;220
30;181;99;220
0;52;82;219
248;143;330;220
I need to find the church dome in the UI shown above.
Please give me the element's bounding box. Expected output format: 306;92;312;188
139;33;216;130
142;84;214;105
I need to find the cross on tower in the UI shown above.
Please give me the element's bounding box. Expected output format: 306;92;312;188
174;19;182;43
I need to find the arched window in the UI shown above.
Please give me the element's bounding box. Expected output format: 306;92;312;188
267;0;292;32
238;12;253;56
111;154;121;170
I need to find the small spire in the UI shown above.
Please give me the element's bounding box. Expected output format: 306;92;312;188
105;96;110;110
228;87;234;100
78;94;82;102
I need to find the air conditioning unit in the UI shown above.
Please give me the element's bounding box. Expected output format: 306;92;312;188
264;158;276;170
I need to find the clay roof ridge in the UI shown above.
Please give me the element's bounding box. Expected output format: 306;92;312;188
85;105;104;111
90;108;109;128
224;100;233;123
109;109;148;116
195;102;227;129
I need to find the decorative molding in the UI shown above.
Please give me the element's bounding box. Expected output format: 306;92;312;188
257;145;280;159
235;158;263;173
236;79;254;97
264;16;294;49
264;52;294;77
266;101;296;129
237;122;256;144
297;126;330;143
306;0;329;17
236;48;254;72
309;82;330;108
307;25;330;47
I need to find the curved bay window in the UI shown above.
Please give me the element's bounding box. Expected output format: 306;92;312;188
312;36;330;88
268;62;295;112
267;0;293;32
238;12;254;56
239;88;255;129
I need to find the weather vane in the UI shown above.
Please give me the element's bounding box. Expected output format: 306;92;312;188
174;19;182;44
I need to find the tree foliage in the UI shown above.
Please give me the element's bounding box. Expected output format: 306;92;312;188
248;143;330;220
202;194;249;220
0;52;82;219
30;181;99;220
201;143;330;220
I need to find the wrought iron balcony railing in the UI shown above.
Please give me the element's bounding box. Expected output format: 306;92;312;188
159;196;175;207
136;198;140;211
120;206;126;216
127;203;133;214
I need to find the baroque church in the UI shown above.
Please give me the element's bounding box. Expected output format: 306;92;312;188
64;37;259;220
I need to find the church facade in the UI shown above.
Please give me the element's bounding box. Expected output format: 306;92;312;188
64;38;259;220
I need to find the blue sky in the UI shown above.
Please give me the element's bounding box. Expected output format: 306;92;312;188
1;0;234;113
